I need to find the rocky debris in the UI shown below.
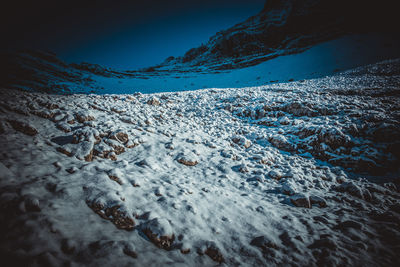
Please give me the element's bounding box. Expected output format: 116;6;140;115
93;142;114;159
282;102;318;117
75;141;95;162
268;170;283;180
165;142;174;150
37;100;59;110
108;175;123;185
108;169;124;185
200;242;224;263
21;194;41;212
56;122;71;133
154;187;164;196
126;95;137;101
104;139;125;155
250;236;279;251
281;183;296;196
142;218;174;250
88;201;135;231
310;196;327;208
147;96;160;106
72;127;100;144
120;116;135;124
180;245;191;254
75;111;95;123
177;152;199;166
7;119;38;136
31;109;55;119
269;134;296;152
279;116;290;125
111;107;125;114
334;181;364;199
237;163;249;173
290;193;311;208
57;146;74;157
66;167;78;174
109;130;129;144
231;136;251;148
123;246;138;258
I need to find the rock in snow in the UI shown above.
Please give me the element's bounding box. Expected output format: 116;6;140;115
142;218;175;250
290;193;311;208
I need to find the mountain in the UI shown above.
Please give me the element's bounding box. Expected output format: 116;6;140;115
0;50;155;93
155;0;398;71
1;0;399;94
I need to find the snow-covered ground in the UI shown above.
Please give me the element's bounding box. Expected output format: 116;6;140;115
0;59;400;266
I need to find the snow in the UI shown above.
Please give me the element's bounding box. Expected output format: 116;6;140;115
0;59;399;266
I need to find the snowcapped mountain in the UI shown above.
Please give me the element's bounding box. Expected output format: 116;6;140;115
155;0;398;71
0;50;145;94
1;0;399;94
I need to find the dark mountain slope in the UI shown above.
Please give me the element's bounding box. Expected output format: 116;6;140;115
156;0;398;71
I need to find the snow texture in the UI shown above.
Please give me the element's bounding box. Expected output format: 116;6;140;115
0;59;400;266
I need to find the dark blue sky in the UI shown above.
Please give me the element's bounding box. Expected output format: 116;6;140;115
1;0;265;70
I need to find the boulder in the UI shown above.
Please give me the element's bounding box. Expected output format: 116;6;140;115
143;218;174;250
290;193;311;208
7;119;38;136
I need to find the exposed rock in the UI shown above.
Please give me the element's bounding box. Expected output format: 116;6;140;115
66;167;78;174
88;202;135;231
310;196;327;208
7;119;38;136
250;236;279;251
109;130;129;144
203;243;224;263
108;169;124;185
74;141;95;162
75;111;95;123
143;218;174;250
238;164;249;173
282;102;317;117
72;127;100;144
268;170;283;180
108;175;123;185
334;182;364;199
177;152;199;166
22;195;41;212
123;247;138;258
105;139;126;155
31;109;55;119
57;147;74;157
56;122;71;133
269;134;296;152
279;116;290;125
231;136;251;148
290;193;311;208
111;107;125;114
147;97;160;106
281;183;296;196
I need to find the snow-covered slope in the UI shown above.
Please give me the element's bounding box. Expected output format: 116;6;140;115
0;59;399;266
2;33;400;94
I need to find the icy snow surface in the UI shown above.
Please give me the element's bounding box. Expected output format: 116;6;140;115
0;59;400;266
